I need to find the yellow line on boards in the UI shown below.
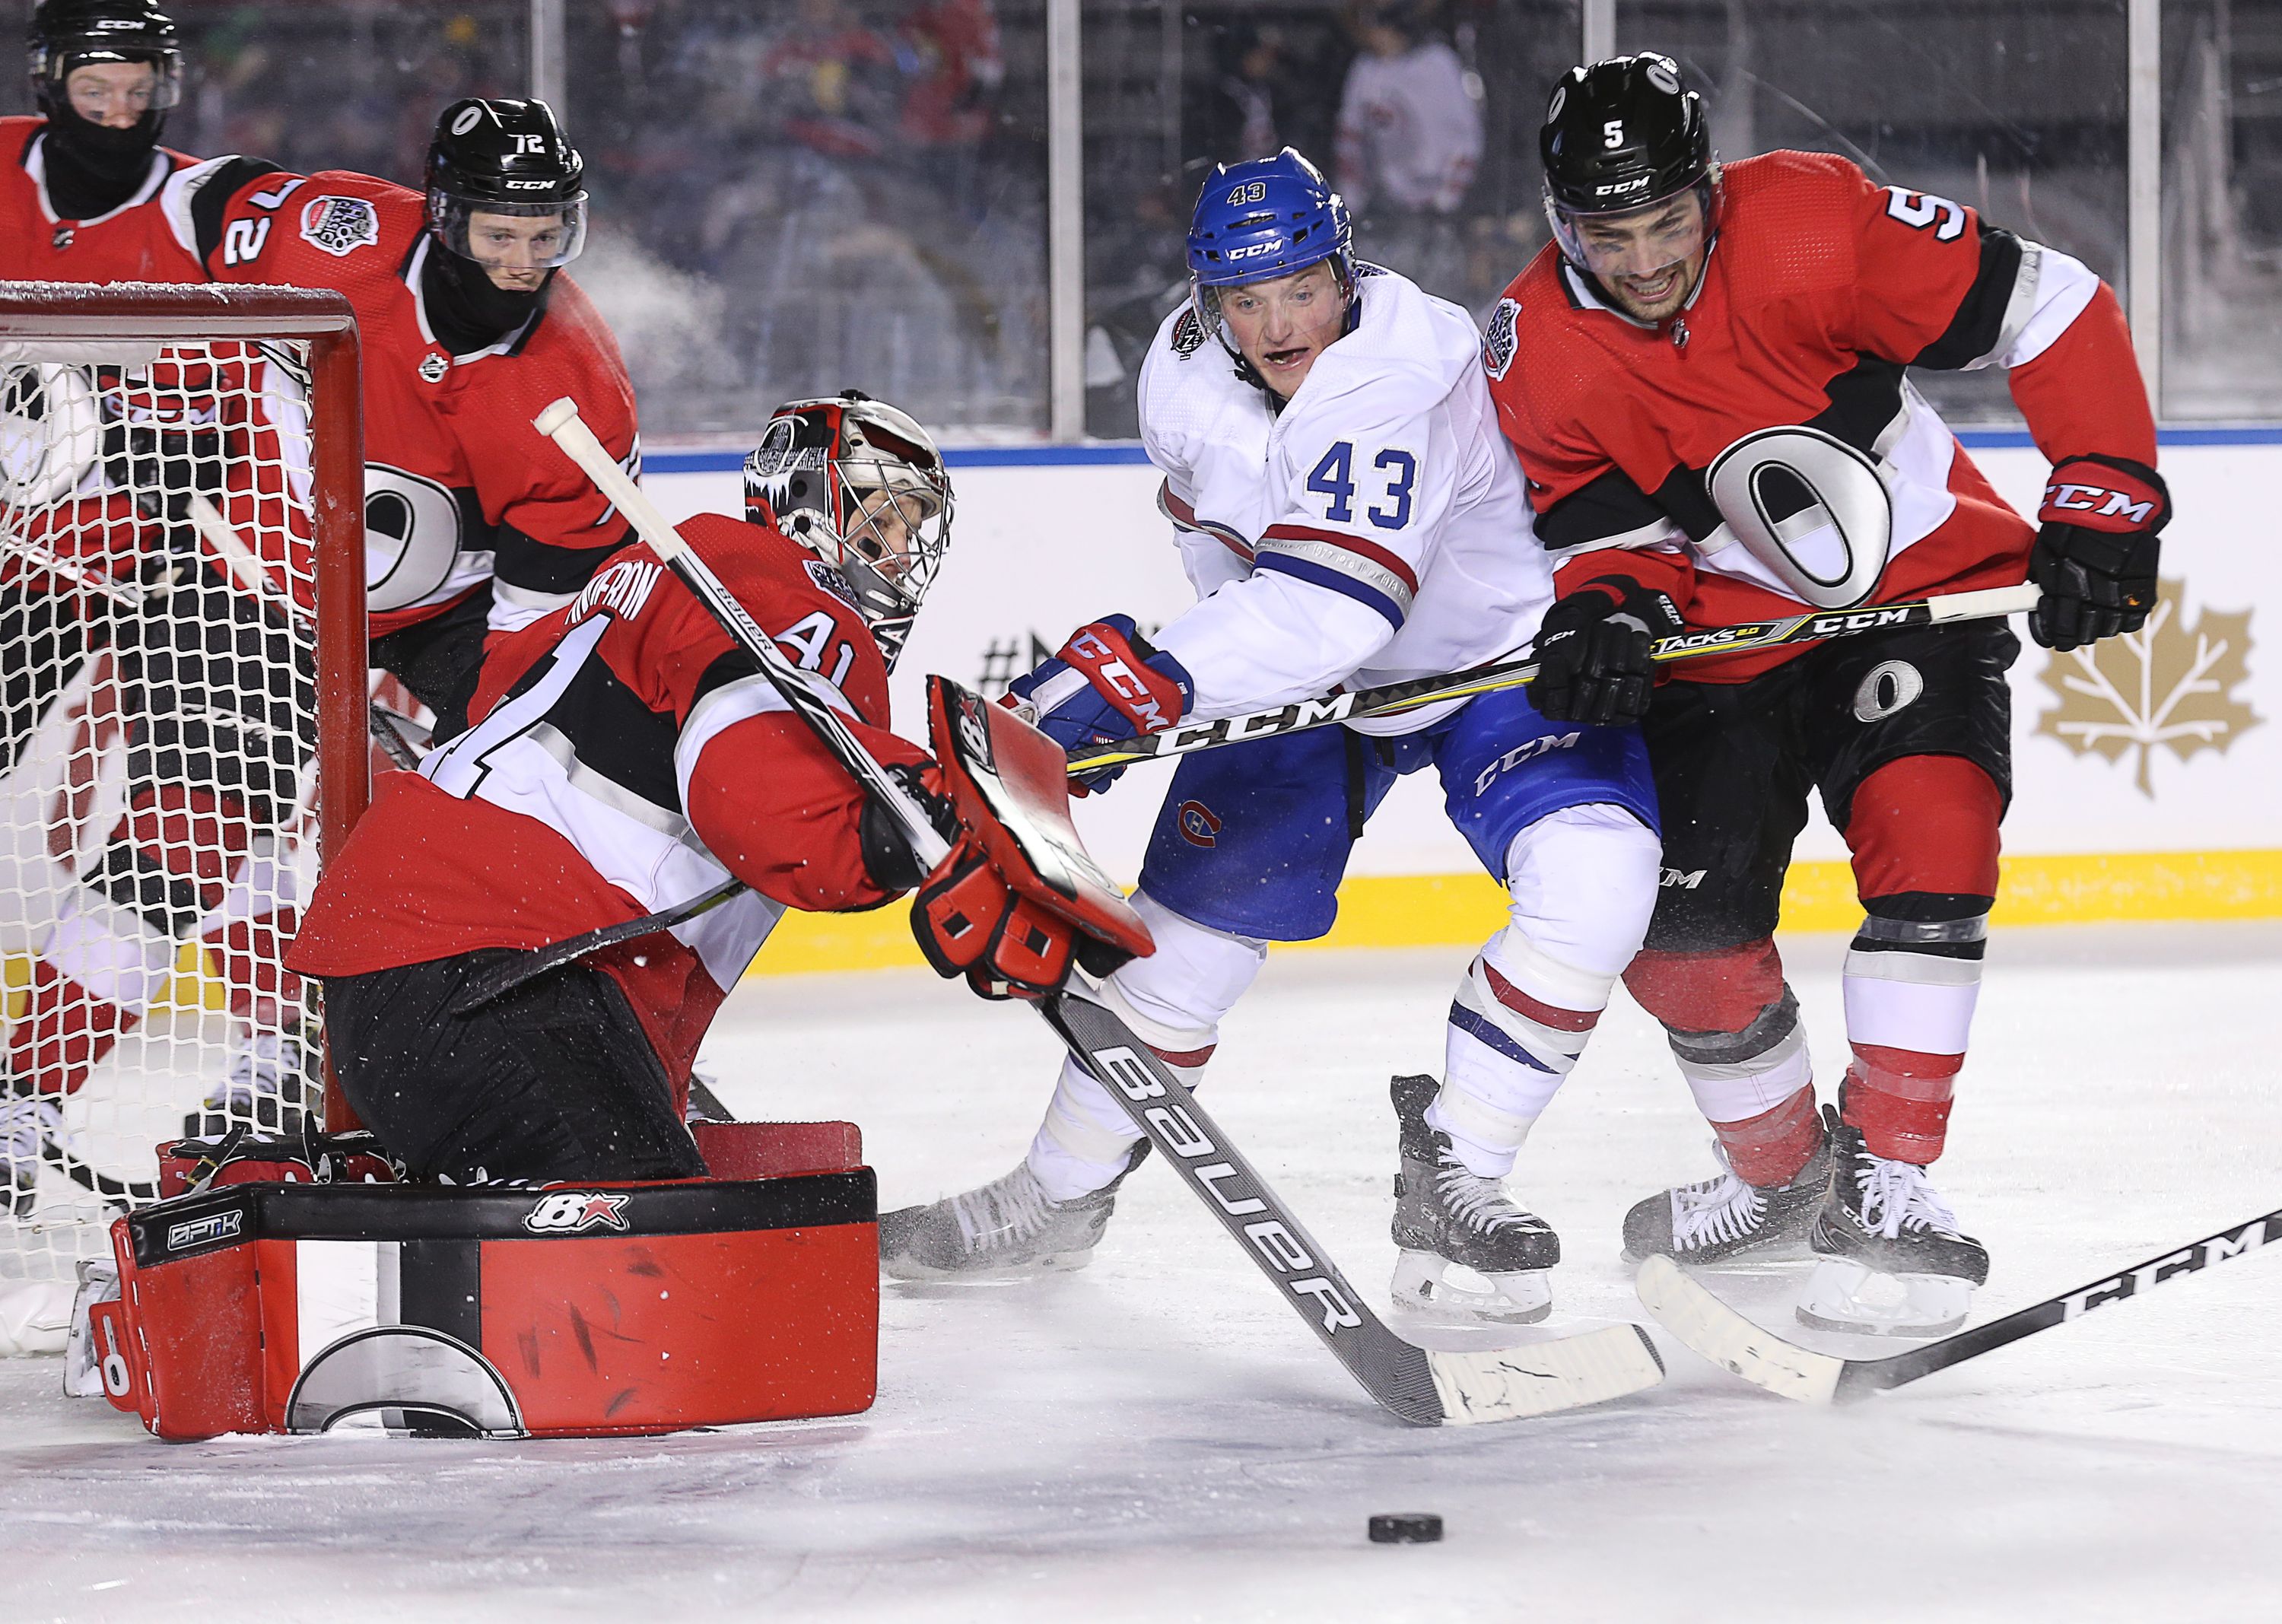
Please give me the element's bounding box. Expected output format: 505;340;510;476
736;849;2282;977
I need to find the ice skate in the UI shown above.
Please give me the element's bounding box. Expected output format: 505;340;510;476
1387;1074;1559;1324
1798;1108;1988;1336
3;1091;65;1219
1621;1127;1832;1266
182;1027;314;1140
879;1144;1148;1280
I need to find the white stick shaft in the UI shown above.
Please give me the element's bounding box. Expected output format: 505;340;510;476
188;494;307;627
532;396;688;564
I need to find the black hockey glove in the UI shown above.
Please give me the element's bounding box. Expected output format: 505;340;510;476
857;761;960;895
1527;576;1684;726
2029;454;2169;652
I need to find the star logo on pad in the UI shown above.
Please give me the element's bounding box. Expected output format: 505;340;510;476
523;1190;634;1233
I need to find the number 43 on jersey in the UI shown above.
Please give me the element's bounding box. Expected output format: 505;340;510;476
1306;441;1417;530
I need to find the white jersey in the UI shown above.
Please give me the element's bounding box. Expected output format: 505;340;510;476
1136;265;1547;737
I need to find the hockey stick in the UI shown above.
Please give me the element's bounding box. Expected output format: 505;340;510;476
1636;1206;2282;1403
532;397;1665;1426
1065;584;2042;777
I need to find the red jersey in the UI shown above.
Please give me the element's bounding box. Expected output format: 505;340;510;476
288;513;929;1081
1486;150;2157;682
199;169;640;639
0;115;212;280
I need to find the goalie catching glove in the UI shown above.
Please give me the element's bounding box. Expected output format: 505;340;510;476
885;678;1157;1000
2029;455;2169;652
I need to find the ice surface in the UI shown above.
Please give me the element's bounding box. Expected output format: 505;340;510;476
8;925;2281;1622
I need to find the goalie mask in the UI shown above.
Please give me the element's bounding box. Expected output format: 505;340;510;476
742;391;953;671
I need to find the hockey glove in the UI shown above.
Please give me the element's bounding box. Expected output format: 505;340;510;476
1006;614;1193;793
2029;455;2169;652
911;834;1084;1000
857;761;960;895
1526;575;1683;726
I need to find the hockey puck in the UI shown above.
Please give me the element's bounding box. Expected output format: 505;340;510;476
1368;1512;1443;1544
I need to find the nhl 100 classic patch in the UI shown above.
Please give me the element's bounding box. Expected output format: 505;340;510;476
1483;298;1521;381
300;195;382;257
805;557;862;612
1171;308;1207;358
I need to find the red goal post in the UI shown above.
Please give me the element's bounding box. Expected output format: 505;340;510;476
0;284;369;1331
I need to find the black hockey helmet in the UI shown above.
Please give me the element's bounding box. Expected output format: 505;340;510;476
424;98;588;271
27;0;182;119
743;390;955;672
1540;54;1718;269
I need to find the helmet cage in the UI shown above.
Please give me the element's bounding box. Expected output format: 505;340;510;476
427;190;588;272
743;394;954;672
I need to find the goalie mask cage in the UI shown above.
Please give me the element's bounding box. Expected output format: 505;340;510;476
0;283;366;1351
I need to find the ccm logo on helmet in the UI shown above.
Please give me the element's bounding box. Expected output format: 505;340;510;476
1226;239;1284;260
2045;481;2159;526
523;1191;631;1234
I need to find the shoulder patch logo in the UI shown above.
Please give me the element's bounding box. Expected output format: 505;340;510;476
299;195;381;258
1171;308;1207;358
804;557;862;613
1483;297;1521;382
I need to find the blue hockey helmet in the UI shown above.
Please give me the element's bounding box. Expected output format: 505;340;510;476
1185;148;1354;347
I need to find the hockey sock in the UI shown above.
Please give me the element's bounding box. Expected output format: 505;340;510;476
1839;757;1999;1165
1438;804;1657;1177
1627;939;1822;1187
4;958;132;1097
1026;896;1265;1203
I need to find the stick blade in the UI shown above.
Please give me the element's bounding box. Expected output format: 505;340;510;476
1635;1255;1846;1404
1425;1324;1664;1424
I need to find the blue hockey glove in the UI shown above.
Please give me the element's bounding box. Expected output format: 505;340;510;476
1008;614;1193;793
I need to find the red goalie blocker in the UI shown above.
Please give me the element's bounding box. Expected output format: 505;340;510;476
912;676;1155;997
90;1127;877;1441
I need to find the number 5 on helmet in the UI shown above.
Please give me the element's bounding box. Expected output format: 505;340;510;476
910;677;1155;1000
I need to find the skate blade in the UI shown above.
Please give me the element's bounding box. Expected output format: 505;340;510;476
1794;1257;1969;1337
879;1249;1097;1283
1391;1250;1551;1326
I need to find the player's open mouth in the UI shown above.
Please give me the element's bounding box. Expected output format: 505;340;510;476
1261;345;1314;370
1619;266;1683;305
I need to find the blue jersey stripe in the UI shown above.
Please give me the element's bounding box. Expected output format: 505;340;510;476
1254;551;1407;630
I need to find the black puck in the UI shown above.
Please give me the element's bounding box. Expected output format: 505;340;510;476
1368;1512;1443;1544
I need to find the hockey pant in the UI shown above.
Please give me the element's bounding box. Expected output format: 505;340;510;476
1026;806;1662;1201
1626;621;2016;1179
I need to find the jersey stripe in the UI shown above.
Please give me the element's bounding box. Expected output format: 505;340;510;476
1158;483;1254;562
1253;549;1409;629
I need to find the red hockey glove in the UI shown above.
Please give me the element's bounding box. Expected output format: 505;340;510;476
1526;574;1683;726
1006;614;1193;793
2029;455;2169;652
911;835;1082;1000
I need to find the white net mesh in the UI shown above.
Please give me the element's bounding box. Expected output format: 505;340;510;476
0;329;329;1346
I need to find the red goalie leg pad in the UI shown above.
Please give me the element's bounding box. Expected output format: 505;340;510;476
1713;1085;1826;1187
1623;938;1786;1034
5;959;132;1095
1845;758;2002;902
1842;1044;1964;1165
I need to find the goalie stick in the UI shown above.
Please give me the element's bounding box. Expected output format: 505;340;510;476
532;397;1666;1426
1636;1205;2282;1403
1064;584;2042;777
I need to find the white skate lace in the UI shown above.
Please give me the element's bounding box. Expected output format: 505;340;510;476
205;1031;304;1111
1848;1149;1963;1240
951;1165;1056;1250
1;1093;62;1168
1434;1157;1538;1237
1669;1147;1767;1247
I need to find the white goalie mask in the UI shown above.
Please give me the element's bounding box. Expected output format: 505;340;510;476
742;391;953;671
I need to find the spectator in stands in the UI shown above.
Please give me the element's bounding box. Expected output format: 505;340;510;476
760;0;900;163
897;0;1003;219
1334;1;1481;297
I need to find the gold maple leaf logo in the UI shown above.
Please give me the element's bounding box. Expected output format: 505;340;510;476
2034;579;2261;797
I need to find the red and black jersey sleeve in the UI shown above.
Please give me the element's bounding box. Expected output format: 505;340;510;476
449;276;640;621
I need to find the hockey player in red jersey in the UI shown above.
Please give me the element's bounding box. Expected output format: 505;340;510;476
288;394;1106;1183
1487;56;2167;1334
199;96;639;738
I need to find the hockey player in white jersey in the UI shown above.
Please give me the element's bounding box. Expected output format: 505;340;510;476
880;150;1662;1322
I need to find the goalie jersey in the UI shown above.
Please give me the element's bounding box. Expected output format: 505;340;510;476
288;512;930;1081
1137;264;1549;736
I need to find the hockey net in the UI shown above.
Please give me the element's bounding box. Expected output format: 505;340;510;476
0;283;366;1352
